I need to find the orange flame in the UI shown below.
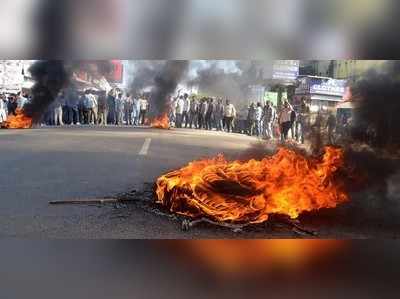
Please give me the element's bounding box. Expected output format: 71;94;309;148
156;146;348;223
2;109;33;129
151;113;170;129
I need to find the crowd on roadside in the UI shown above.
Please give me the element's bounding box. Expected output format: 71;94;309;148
41;89;150;127
168;93;237;132
0;89;337;144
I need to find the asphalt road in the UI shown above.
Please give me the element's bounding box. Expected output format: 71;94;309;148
1;126;399;238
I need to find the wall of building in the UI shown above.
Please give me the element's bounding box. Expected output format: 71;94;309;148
333;60;387;80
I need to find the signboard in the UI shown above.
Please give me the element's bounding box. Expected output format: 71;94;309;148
264;91;287;106
272;60;299;81
295;76;346;97
310;78;346;96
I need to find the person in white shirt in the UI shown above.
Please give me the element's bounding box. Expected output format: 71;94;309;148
0;94;7;124
85;90;98;125
224;99;236;133
182;93;191;128
263;101;276;139
174;95;185;128
16;92;28;109
132;96;141;126
279;100;293;141
54;92;65;126
255;102;263;136
138;96;148;125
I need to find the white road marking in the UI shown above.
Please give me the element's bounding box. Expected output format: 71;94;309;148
139;138;151;155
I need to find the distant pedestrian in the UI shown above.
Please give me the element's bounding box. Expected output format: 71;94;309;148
296;98;310;144
247;103;256;135
65;89;80;125
0;94;7;123
263;101;276;139
97;91;108;126
132;96;140;125
174;95;185;128
54;92;64;126
85;90;98;125
198;98;208;129
182;93;191;128
255;102;263;136
188;96;199;129
124;93;133;125
107;91;116;124
214;98;224;131
326;112;337;144
224;99;236;133
205;98;215;130
279;100;292;141
115;93;125;126
139;96;148;125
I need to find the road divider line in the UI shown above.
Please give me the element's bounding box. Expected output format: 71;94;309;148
139;138;151;155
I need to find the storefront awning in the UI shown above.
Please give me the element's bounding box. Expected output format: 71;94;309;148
310;94;343;102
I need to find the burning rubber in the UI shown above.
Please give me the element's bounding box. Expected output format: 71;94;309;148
156;146;349;225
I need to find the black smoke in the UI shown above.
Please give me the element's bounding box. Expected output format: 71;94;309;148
351;61;400;147
187;60;269;112
151;61;189;115
23;60;69;123
129;61;165;96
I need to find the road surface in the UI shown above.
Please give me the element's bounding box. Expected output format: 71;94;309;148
0;126;399;238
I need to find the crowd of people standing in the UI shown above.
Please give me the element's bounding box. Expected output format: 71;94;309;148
0;89;337;146
41;89;149;127
245;98;313;143
169;93;237;133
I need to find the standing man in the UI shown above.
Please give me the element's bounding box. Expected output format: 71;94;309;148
132;95;140;126
54;92;64;126
124;93;133;125
182;93;191;128
326;112;337;144
16;92;28;110
296;98;310;144
87;90;98;125
97;91;108;126
174;95;185;128
263;101;276;140
205;98;215;130
188;96;199;129
214;98;225;131
246;103;256;135
107;90;116;125
290;106;297;140
279;100;293;142
255;102;263;137
224;99;236;133
115;93;125;126
0;94;7;124
139;95;149;125
198;98;208;129
66;88;80;125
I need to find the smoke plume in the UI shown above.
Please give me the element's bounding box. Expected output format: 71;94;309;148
151;60;189;115
129;61;165;95
187;60;270;112
351;61;400;147
23;60;69;123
